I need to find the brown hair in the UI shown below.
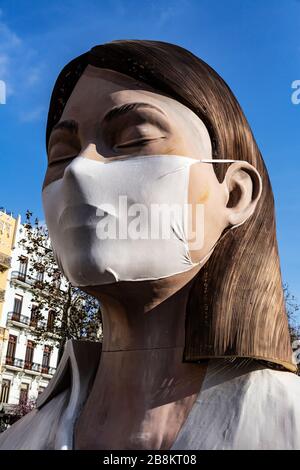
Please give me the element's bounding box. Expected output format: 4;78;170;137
46;40;295;372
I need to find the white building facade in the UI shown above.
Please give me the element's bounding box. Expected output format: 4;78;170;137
0;221;58;416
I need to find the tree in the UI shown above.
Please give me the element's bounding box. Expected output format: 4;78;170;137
0;399;37;432
284;283;300;342
19;211;102;361
9;398;37;425
284;283;300;373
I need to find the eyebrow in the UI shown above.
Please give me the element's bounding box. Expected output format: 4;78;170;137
49;103;167;143
51;119;79;134
102;102;167;124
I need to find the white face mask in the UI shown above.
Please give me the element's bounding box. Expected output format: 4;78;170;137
42;155;247;286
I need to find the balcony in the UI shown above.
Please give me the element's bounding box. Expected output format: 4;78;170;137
7;311;30;327
5;357;24;369
41;365;56;376
0;252;11;272
10;271;34;287
25;362;56;376
7;311;48;331
5;357;56;376
24;361;42;374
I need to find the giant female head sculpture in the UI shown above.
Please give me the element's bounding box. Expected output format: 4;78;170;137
43;40;295;373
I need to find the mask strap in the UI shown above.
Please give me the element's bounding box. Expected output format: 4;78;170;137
200;158;249;164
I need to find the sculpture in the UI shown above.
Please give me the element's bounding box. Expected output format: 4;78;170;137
1;40;299;450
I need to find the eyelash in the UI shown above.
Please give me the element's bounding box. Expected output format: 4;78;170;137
114;136;166;150
48;123;167;163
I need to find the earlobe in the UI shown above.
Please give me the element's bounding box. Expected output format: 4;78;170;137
223;162;262;227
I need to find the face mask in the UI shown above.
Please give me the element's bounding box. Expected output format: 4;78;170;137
42;155;250;286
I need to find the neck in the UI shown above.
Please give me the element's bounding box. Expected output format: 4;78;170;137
86;265;201;352
75;267;208;450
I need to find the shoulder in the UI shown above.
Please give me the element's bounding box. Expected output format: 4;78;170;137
0;390;69;450
172;361;300;450
246;367;300;402
240;368;300;447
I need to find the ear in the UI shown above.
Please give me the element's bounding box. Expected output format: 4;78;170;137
223;161;262;227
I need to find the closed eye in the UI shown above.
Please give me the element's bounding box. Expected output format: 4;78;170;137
48;125;81;164
101;105;171;154
114;136;166;150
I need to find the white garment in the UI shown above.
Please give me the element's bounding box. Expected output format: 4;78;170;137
0;340;300;450
173;360;300;450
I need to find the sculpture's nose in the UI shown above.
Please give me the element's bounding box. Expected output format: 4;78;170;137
63;153;102;185
78;143;105;162
61;155;104;212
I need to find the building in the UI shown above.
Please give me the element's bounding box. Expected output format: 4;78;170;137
0;209;19;368
0;212;58;421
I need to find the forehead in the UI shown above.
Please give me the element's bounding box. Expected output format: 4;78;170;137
60;65;198;125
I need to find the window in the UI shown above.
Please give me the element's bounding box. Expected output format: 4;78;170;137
47;310;55;332
42;345;52;374
13;294;23;318
6;335;17;364
38;386;46;396
18;257;28;281
24;340;35;369
0;221;11;238
35;271;44;283
30;305;39;327
19;383;29;404
0;379;11;403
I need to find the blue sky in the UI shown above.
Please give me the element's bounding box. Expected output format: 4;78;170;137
0;0;299;301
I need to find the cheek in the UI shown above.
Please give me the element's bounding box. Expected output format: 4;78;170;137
196;188;210;204
187;164;223;263
43;162;70;189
